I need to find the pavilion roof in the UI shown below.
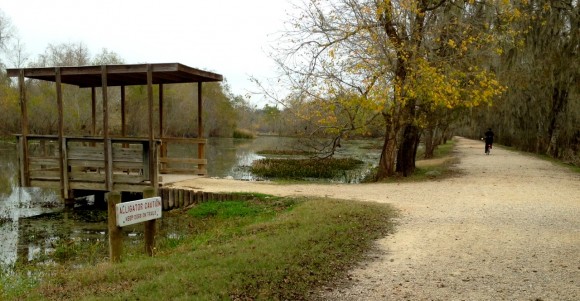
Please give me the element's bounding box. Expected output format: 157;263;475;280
6;63;223;88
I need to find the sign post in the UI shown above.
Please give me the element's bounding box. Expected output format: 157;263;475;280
143;187;157;256
107;191;122;263
108;188;162;262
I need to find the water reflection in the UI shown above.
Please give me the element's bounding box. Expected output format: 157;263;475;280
0;176;62;266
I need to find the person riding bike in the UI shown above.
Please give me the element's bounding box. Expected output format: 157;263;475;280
484;128;494;154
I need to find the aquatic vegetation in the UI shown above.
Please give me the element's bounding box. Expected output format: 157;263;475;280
251;157;364;179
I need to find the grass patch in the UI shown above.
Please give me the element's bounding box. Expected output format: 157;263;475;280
251;158;364;179
9;197;396;301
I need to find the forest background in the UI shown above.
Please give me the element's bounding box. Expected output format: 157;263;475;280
0;0;578;179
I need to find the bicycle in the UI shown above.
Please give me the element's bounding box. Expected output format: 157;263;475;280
485;143;492;155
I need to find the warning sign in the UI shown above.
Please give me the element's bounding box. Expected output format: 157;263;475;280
115;197;162;227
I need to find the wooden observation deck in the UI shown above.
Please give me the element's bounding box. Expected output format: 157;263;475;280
7;63;223;200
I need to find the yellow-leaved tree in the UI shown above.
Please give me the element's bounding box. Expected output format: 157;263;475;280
264;0;508;179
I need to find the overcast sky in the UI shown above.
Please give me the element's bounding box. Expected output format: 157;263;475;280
1;0;295;107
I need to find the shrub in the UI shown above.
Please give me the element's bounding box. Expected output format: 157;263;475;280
233;129;256;139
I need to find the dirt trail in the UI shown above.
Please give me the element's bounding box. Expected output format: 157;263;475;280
173;137;580;300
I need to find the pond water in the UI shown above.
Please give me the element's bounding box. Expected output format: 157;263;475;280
206;136;381;182
0;137;380;269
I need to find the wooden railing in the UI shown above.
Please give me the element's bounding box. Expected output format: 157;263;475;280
16;135;159;196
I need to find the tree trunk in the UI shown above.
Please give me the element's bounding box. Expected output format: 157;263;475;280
396;124;420;176
546;87;568;158
424;127;435;159
375;122;398;180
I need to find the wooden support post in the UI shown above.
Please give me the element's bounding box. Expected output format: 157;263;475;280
107;191;122;263
143;187;156;256
159;84;164;138
197;82;205;172
18;70;30;187
55;67;69;199
178;189;184;208
146;65;158;190
196;191;203;204
168;189;175;209
162;187;169;210
183;189;190;207
121;86;128;148
159;84;167;169
121;86;126;138
91;87;96;136
101;66;113;191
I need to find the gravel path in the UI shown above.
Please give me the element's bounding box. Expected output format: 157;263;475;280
173;137;580;300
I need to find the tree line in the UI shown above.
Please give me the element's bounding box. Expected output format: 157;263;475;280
458;0;579;162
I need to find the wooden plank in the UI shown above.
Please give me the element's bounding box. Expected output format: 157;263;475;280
68;158;145;170
68;159;105;168
113;148;143;162
113;156;144;163
68;146;104;160
113;183;152;193
69;182;105;191
29;167;60;173
29;170;61;180
112;161;144;170
30;179;61;189
29;158;60;166
113;174;146;184
69;172;143;184
67;181;151;193
160;167;206;174
159;158;207;164
69;172;106;182
160;137;206;144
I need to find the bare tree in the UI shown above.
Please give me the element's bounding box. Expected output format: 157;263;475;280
6;37;29;68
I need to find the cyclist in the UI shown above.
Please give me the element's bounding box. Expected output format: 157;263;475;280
484;128;494;154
